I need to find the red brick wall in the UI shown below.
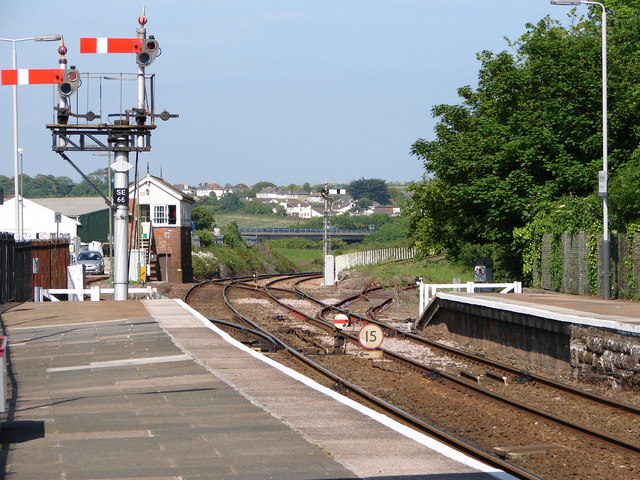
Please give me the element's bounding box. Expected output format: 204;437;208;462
150;226;192;283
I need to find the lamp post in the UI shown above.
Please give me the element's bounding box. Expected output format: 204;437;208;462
550;0;609;299
17;147;24;238
0;34;61;240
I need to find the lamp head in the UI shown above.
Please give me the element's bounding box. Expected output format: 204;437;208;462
551;0;582;5
34;34;62;42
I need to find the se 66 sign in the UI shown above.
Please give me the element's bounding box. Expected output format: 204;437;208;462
113;188;128;205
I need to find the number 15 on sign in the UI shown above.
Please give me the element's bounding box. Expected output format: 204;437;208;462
358;324;384;350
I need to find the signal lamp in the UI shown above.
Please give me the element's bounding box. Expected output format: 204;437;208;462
58;67;80;97
136;36;160;67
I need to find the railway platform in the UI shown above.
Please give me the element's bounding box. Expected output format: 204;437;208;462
418;291;640;373
454;292;640;332
0;298;504;480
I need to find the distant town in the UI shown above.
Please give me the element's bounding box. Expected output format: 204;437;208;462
0;173;410;219
178;182;405;218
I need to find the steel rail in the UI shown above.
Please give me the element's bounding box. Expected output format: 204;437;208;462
217;276;541;480
291;282;640;417
262;281;640;455
186;275;639;474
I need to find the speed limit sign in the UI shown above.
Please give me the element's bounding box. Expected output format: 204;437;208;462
358;324;384;350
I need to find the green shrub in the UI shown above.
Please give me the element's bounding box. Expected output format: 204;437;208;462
192;251;218;278
195;229;215;247
265;238;318;249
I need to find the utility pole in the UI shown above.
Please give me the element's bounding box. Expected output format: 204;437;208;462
111;135;132;300
321;184;333;258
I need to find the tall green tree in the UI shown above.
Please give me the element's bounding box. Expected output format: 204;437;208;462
191;206;216;230
605;1;640;14
215;192;242;212
22;174;75;197
0;175;13;195
348;178;391;204
406;9;640;275
69;168;109;196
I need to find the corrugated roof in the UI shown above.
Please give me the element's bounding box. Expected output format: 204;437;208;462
30;197;110;217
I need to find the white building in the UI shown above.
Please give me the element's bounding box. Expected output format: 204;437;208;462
194;183;226;198
0;197;79;240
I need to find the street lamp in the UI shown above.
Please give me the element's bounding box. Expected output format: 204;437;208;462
550;0;610;299
0;34;62;240
17;147;24;238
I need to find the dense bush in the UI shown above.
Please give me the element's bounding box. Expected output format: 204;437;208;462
192;251;218;278
192;222;297;279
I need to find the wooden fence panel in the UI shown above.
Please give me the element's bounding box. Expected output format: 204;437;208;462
31;240;69;291
0;233;13;302
0;236;69;303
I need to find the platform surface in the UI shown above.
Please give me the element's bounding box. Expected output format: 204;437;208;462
0;299;503;480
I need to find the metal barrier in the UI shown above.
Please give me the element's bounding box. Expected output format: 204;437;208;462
0;336;7;413
34;286;161;302
418;281;522;315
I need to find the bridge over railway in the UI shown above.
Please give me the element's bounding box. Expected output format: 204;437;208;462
239;227;370;243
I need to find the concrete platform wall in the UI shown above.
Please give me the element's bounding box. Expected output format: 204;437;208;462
420;297;640;386
423;299;572;371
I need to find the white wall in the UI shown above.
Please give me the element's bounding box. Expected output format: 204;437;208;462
136;179;192;227
0;198;78;240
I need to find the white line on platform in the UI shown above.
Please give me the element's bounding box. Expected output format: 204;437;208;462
47;354;192;372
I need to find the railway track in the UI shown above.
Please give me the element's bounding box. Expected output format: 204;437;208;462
273;275;640;448
287;276;640;408
183;273;640;480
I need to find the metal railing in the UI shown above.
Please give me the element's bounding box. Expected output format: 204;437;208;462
418;281;522;315
0;336;7;413
239;228;368;234
34;286;161;302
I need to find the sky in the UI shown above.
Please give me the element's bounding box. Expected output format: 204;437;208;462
0;0;574;188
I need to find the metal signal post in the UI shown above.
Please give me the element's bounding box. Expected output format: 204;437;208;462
46;10;176;300
321;185;333;258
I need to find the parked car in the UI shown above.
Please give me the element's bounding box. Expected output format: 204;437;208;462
76;250;105;275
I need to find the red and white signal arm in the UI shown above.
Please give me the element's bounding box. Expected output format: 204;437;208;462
333;313;349;330
80;38;142;54
1;69;64;86
358;323;384;350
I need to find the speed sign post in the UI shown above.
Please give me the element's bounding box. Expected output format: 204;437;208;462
358;323;384;350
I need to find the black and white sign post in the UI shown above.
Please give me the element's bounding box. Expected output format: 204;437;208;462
54;211;61;239
332;313;349;354
112;149;132;301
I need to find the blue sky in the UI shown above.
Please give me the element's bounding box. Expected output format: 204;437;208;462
1;0;572;188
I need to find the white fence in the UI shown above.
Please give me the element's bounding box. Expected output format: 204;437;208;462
34;286;161;302
418;281;522;315
330;247;416;284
